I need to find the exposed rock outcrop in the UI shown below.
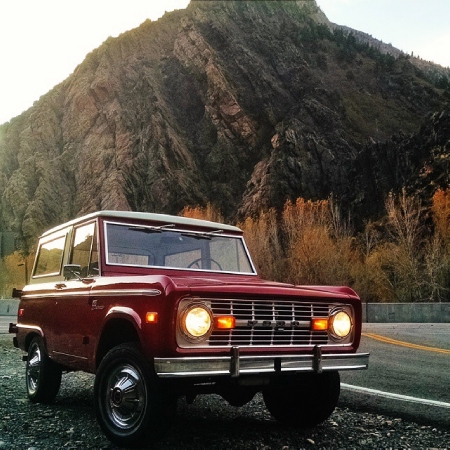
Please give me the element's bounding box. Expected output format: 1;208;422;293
0;0;449;246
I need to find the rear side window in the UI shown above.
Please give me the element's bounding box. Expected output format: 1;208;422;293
70;222;98;277
34;235;66;277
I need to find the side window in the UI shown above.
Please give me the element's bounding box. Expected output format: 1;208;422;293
34;235;66;277
71;222;98;277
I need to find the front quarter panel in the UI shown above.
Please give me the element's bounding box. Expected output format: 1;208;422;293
91;275;180;365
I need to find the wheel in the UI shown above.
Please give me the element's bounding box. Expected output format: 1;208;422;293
94;343;174;447
188;258;222;270
263;372;340;427
26;336;62;404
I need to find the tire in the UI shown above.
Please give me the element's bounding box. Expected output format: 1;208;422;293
263;371;340;428
26;336;62;404
94;343;173;447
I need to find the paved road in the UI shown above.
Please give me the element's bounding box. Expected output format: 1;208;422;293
340;323;450;426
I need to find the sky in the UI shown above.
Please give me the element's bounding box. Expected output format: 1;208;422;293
1;0;449;125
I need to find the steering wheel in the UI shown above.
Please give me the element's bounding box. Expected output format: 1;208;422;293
188;258;223;271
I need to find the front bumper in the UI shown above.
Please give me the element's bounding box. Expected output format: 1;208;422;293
154;346;369;378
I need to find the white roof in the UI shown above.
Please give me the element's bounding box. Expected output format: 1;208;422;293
40;210;242;237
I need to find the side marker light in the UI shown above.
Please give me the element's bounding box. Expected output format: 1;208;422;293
145;312;158;324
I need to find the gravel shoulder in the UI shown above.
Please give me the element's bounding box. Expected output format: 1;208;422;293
1;334;449;449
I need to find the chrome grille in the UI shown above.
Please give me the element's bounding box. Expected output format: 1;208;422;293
207;298;342;347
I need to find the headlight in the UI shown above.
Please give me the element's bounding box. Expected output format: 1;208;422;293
181;304;213;340
329;310;352;339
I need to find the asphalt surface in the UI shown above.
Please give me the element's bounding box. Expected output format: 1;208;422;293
340;323;450;427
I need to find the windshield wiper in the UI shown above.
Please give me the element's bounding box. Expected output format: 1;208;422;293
181;229;223;240
128;224;175;233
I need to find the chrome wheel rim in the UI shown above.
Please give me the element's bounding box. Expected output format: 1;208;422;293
105;364;147;430
27;342;41;395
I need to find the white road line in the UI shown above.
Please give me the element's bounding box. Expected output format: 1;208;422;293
342;383;450;409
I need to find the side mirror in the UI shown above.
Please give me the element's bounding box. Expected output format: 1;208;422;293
12;287;22;298
64;264;82;280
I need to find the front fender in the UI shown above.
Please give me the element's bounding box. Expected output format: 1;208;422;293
105;306;143;330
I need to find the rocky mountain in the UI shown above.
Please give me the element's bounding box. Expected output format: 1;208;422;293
0;0;449;248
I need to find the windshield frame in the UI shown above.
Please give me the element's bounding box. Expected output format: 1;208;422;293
103;220;257;275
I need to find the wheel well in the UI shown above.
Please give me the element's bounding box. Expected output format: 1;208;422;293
24;332;42;352
96;319;140;368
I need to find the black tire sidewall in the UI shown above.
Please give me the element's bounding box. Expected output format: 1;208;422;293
94;343;165;447
26;336;62;404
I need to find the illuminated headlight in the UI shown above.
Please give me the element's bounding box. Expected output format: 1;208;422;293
181;304;213;340
329;310;352;339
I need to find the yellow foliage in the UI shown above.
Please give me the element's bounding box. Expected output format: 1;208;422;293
180;203;224;223
2;191;448;303
0;251;34;297
238;209;284;280
239;197;356;287
431;188;450;243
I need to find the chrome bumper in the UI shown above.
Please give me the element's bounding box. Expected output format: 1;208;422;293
154;347;369;378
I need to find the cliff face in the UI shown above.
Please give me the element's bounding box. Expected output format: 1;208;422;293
0;0;449;246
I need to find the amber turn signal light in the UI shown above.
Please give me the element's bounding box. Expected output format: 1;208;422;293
311;318;328;331
215;316;236;329
145;312;158;323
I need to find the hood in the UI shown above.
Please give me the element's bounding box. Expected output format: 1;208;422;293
169;274;359;300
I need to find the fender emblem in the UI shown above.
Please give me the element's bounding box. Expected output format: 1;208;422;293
91;299;104;310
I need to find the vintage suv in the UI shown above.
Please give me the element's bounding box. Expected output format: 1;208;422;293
10;211;368;446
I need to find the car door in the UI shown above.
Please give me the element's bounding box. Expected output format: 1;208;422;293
51;221;101;369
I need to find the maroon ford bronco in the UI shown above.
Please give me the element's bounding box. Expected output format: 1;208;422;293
10;211;368;446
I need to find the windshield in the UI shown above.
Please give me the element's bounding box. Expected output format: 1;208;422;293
105;222;255;274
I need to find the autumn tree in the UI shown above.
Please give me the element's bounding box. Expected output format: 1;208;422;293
381;190;424;301
239;209;284;281
351;221;394;303
239;197;356;287
431;188;450;245
181;203;224;223
425;188;450;301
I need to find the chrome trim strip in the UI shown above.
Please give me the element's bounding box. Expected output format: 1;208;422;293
104;220;257;275
22;289;161;300
234;319;311;328
154;352;369;378
53;351;88;361
180;342;353;349
22;292;90;299
92;289;162;297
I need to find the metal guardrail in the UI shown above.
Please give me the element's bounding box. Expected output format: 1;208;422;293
363;302;450;323
0;299;19;316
